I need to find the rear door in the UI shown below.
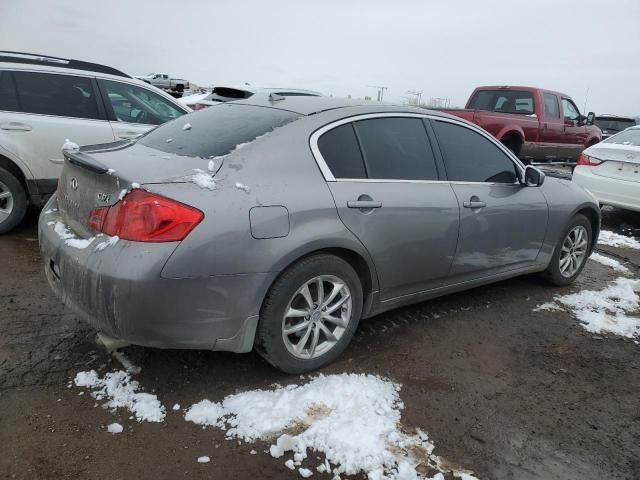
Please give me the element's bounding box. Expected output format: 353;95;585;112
98;79;186;140
0;70;115;181
430;118;548;281
314;114;460;301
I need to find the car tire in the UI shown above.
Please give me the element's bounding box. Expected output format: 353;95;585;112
255;254;363;374
0;168;27;235
543;214;592;286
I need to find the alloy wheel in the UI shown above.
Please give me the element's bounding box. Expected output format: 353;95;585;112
282;275;352;360
0;180;14;224
559;225;589;278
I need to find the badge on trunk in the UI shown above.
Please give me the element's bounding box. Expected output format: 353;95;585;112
70;178;78;190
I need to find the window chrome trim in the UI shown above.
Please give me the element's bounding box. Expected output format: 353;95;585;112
309;111;525;183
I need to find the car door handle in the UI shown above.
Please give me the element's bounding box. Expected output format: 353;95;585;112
347;200;382;209
463;200;486;209
0;122;32;132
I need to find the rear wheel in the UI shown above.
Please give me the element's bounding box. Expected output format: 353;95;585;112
0;168;27;235
543;214;592;286
255;254;363;373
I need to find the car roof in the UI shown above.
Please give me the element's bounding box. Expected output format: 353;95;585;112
232;95;458;118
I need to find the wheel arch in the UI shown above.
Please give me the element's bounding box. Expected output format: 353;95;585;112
497;128;524;156
0;153;31;200
264;244;379;318
574;205;600;253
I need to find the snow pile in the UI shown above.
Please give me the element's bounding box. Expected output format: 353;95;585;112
183;122;192;131
185;374;478;479
53;221;94;249
235;182;251;194
62;139;79;152
536;277;640;339
589;252;630;274
191;170;216;190
177;92;209;106
598;230;640;249
94;235;119;252
74;370;166;422
197;456;211;464
107;422;123;434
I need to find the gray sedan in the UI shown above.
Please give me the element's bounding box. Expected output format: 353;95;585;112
39;97;600;373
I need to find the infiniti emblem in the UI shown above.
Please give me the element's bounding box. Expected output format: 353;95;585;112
70;177;78;190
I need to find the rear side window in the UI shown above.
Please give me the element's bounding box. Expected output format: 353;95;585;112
12;71;100;120
433;120;518;183
605;128;640;146
468;90;534;114
0;71;19;111
543;93;560;118
317;124;366;178
355;117;439;180
138;103;300;158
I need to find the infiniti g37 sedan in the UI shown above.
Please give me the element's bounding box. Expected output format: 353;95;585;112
39;97;600;373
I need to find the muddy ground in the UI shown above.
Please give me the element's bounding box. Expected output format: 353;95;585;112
1;207;639;480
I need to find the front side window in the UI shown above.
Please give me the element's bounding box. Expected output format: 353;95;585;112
0;71;19;112
355;117;439;180
562;98;580;121
317;123;366;178
433;120;518;184
101;80;185;125
543;93;560;118
12;71;100;119
467;90;534;114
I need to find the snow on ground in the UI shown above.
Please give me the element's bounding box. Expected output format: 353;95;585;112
536;277;640;339
589;252;630;274
74;370;165;422
598;230;640;249
185;373;478;480
107;422;123;434
197;456;211;464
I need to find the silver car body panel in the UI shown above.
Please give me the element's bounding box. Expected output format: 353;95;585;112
39;98;600;351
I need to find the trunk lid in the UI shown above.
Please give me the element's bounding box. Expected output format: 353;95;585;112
57;142;221;237
587;144;640;183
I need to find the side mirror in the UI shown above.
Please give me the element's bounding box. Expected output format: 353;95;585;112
586;112;595;125
523;165;545;187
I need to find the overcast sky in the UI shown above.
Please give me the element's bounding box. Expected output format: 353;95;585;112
1;0;639;115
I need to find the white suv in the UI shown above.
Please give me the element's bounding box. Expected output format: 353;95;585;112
0;51;189;233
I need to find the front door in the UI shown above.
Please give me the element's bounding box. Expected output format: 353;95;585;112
561;97;587;159
430;119;548;280
314;116;460;301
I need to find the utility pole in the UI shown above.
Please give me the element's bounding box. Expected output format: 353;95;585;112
368;85;388;102
407;90;423;106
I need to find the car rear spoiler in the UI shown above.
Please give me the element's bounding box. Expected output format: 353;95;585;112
63;150;109;174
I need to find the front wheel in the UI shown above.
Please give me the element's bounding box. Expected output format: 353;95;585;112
543;214;592;286
0;168;27;235
255;254;363;373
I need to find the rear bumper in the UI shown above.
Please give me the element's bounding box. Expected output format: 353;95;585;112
572;167;640;212
38;196;275;351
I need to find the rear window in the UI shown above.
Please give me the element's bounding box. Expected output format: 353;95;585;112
604;128;640;146
138;103;300;158
0;71;19;111
595;118;636;134
468;90;534;114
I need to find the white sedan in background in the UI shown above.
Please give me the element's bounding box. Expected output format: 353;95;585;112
573;126;640;212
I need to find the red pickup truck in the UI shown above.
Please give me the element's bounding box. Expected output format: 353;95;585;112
439;86;601;162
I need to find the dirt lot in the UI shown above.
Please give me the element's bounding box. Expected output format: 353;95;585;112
1;208;639;480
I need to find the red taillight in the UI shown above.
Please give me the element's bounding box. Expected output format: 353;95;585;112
88;189;203;242
576;153;603;166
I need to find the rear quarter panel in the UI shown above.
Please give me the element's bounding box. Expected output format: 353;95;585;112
157;116;378;287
